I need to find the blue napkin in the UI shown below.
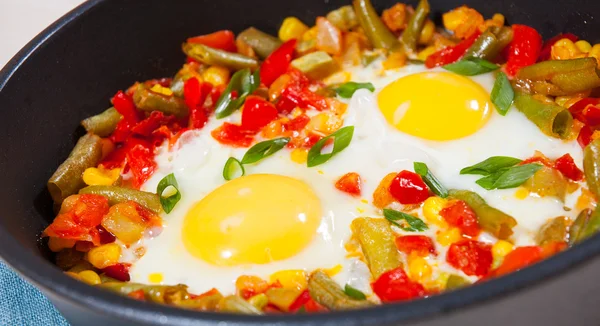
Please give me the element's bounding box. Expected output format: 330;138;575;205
0;260;69;326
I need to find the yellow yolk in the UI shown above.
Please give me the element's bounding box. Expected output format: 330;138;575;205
182;174;322;266
378;71;492;140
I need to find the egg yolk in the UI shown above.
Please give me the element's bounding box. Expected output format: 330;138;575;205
378;71;492;141
182;174;322;266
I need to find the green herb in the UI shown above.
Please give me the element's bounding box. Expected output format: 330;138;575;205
156;173;181;213
214;68;260;119
344;284;367;300
413;162;448;198
460;156;522;175
241;137;290;164
334;82;375;98
307;126;354;167
443;57;499;76
476;164;542;190
383;208;428;232
474;168;509;189
491;72;514;116
222;157;245;180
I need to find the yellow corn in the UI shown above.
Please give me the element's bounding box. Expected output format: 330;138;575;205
48;237;76;252
576;188;596;211
492;13;505;26
82;167;121;186
150;84;173;96
78;270;101;285
417;45;437;61
290;148;308;164
202;66;230;87
148;273;164;284
306;112;342;136
279;17;309;42
551;38;584;60
248;293;269;310
64;271;81;280
430;272;449;291
270;270;308;291
436;227;462;246
442;6;483;39
422;197;449;228
382;51;407;70
302;26;318;41
87;243;121;269
575;40;592;53
492;240;513;259
323;71;352;86
418;20;435;45
407;254;432;283
589;44;600;66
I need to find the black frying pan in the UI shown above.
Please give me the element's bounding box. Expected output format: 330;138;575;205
1;0;599;325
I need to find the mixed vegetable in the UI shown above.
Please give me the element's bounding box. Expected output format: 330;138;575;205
44;0;600;315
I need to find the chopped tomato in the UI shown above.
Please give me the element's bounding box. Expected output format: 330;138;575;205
541;241;567;258
97;225;116;244
285;114;311;131
424;30;481;68
569;98;600;128
260;39;297;87
505;25;543;76
335;172;362;196
395;235;436;257
183;78;212;129
276;69;328;113
110;91;141;143
578;125;594;149
287;133;322;149
554;153;583;181
126;144;157;189
211;122;255;147
388;170;430;204
102;263;131;282
491;246;542;277
520;154;553;168
101;137;152;169
241;96;279;131
371;267;427;303
538;33;578;61
131;111;175;137
439;200;481;237
128;289;146;301
446;239;492;277
187;30;236;52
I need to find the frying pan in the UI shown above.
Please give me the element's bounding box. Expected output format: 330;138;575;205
0;0;599;325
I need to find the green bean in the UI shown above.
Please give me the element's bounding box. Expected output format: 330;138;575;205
99;282;189;304
517;58;600;96
183;43;258;71
350;217;401;279
400;0;430;53
353;0;400;50
290;51;338;80
569;208;600;245
326;5;359;32
536;216;568;246
133;84;188;118
522;166;568;202
218;295;263;314
48;134;103;203
464;26;513;61
308;271;373;310
99;274;119;283
177;293;223;311
513;92;573;139
79;185;162;214
81;107;122;137
584;138;600;198
448;189;517;239
237;27;282;59
517;57;597;80
446;274;470;290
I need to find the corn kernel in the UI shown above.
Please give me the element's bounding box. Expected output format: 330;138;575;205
148;273;164;284
323;71;351;86
492;240;514;259
83;167;121;186
87;243;121;269
270;270;307;291
48;237;76;252
589;44;600;66
324;264;342;277
551;38;584;60
442;6;484;39
417;45;437;61
202;66;230;87
279;17;309;42
302;26;318;41
407;255;432;283
150;84;173;96
382;51;407;70
575;40;592;53
248;293;269;310
78;270;101;285
422;197;449;228
290;148;308;164
437;227;462;246
492;13;505;26
514;187;530;200
418;20;435;45
431;272;450;291
64;271;81;280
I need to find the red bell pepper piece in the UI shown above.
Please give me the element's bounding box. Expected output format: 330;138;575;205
211;122;255;147
389;170;430;204
131;111;175;137
128;289;146;301
241;96;279;131
569;98;600;127
371;267;427;303
102;263;131;282
538;33;578;61
554;153;583;181
187;30;236;52
110;91;141;143
275;69;329;113
578;125;594;149
334;172;362;196
96;225;116;244
424;30;481;68
285;114;311;131
184;77;213;129
491;246;542;277
446;239;492;277
101;137;152;169
260;39;297;87
439;200;481;237
505;24;543;77
125;144;157;189
395;235;436;257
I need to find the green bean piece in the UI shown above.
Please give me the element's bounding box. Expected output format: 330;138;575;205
177;293;224;311
446;274;470;290
522;166;568;202
517;57;597;80
81;107;122;137
237;27;282;59
513;92;573;139
326;5;359;31
517;58;600;96
569;208;600;245
350;217;402;279
308;271;373;310
48;134;103;204
99;282;190;304
464;26;513;61
99;274;119;283
448;189;517;239
290;51;338;80
584;138;600;198
400;0;430;53
218;295;263;314
535;216;569;246
183;42;259;71
133;84;188;118
79;185;162;214
55;248;85;270
353;0;400;50
550;66;600;95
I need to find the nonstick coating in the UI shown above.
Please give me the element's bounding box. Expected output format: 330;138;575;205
0;0;599;325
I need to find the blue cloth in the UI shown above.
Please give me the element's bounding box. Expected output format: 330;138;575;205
0;260;69;326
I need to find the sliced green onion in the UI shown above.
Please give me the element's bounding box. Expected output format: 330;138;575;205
333;82;375;98
491;72;514;116
223;157;245;181
307;126;354;167
460;156;522;175
241;137;290;164
344;284;367;300
413;162;448;198
443;57;499;76
383;208;428;232
476;163;542;190
215;68;260;119
156;173;181;214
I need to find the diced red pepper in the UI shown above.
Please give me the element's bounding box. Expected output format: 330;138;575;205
395;235;437;257
520;154;553;168
241;96;279;131
275;69;328;113
260;39;297;87
285;114;311;131
288;290;311;313
101;137;152;169
334;172;362;196
538;33;578;61
96;225;116;244
128;289;146;301
187;30;236;52
125;144;157;189
439;200;481;237
446;239;493;277
389;170;430;205
554;153;583;181
102;263;131;282
211;122;255;147
131;111;175;137
541;241;567;258
578;125;594;149
424;30;481;68
505;25;543;77
371;267;427;303
287;133;322;149
569;98;600;128
491;246;542;277
183;77;213;129
110;91;141;143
